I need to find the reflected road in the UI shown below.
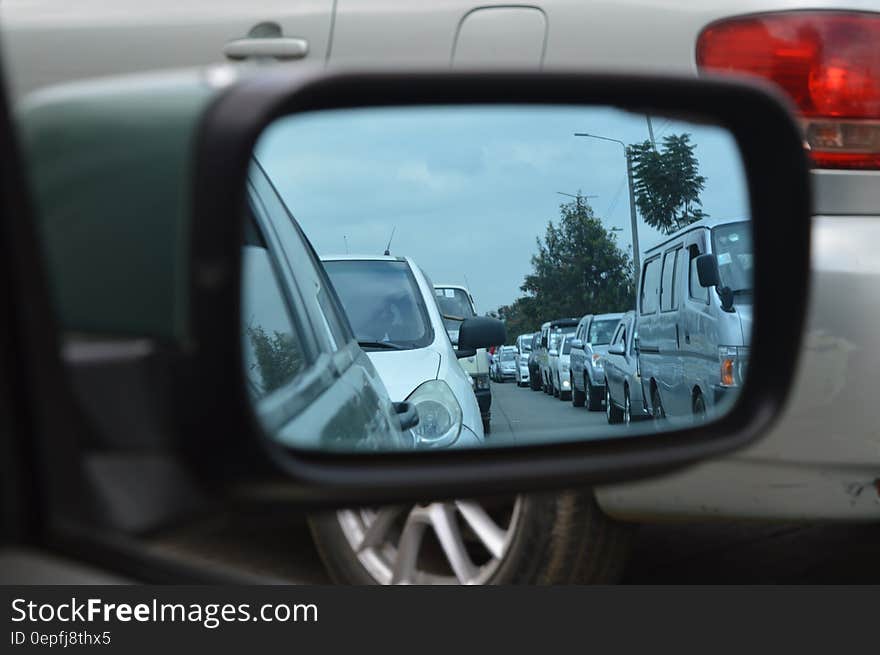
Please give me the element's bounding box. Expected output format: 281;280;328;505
487;379;608;446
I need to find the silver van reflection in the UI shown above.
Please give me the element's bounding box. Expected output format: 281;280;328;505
636;217;752;422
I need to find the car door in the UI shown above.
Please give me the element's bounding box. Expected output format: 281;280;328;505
659;244;686;416
569;317;587;388
682;233;715;413
330;2;547;68
247;161;405;451
0;0;335;100
604;322;626;405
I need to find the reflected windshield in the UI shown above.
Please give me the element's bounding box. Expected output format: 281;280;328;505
711;221;753;294
550;328;575;350
434;287;476;331
588;319;619;345
324;260;433;349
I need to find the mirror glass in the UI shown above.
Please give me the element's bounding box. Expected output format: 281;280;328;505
241;104;752;453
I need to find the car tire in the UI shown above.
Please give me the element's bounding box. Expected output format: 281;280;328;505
606;383;623;424
651;385;666;422
558;375;570;401
623;386;632;425
553;377;560;397
586;377;603;411
571;374;586;407
308;490;635;585
693;391;706;422
530;374;541;391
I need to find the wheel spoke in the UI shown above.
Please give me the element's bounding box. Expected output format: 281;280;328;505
429;504;478;584
357;506;404;552
455;500;508;559
390;511;427;584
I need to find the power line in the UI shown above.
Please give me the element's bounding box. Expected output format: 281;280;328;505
604;175;628;218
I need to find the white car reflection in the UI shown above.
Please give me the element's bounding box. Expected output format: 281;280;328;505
322;255;483;448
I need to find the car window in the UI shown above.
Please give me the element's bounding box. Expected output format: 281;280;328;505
324;260;433;349
689;245;709;303
640;257;661;314
241;220;307;400
434;287;476;332
661;247;681;312
626;319;638;356
588;318;618;345
712;221;753;293
249;161;349;354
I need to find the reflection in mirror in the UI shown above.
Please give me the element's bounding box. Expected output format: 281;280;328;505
242;105;752;453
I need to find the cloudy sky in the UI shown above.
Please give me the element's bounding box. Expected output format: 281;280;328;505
256;105;749;313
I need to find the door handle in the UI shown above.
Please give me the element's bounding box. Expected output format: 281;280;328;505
684;330;691;344
224;37;309;61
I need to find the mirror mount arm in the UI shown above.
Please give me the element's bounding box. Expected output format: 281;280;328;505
717;286;736;313
394;401;420;432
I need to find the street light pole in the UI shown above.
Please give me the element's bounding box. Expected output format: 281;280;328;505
573;132;641;275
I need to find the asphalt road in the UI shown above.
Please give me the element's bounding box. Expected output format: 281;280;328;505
486;375;608;446
150;379;880;584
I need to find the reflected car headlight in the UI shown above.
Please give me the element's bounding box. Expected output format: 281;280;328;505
406;379;463;448
590;353;603;370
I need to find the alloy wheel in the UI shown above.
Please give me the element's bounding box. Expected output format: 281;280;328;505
336;497;523;584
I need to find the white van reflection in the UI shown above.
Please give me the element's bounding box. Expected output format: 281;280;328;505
636;217;752;422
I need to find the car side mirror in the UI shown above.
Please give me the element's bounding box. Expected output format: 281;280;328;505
548;349;558;357
570;339;583;350
27;66;809;508
393;401;420;432
456;316;506;358
608;344;625;356
696;253;720;288
696;253;736;312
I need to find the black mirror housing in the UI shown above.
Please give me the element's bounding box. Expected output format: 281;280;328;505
458;316;506;355
696;253;720;288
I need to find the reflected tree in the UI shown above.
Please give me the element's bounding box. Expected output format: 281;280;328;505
246;324;303;394
491;194;634;339
630;133;707;235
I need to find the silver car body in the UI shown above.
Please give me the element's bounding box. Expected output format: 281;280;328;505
5;0;880;519
636;218;751;420
321;255;483;448
494;345;518;381
538;319;578;392
603;311;649;421
552;334;573;397
514;332;532;385
570;312;625;397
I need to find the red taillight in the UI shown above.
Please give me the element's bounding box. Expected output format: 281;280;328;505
696;11;880;169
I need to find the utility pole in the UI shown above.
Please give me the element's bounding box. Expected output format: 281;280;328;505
646;115;657;150
573;133;641;276
624;145;641;275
